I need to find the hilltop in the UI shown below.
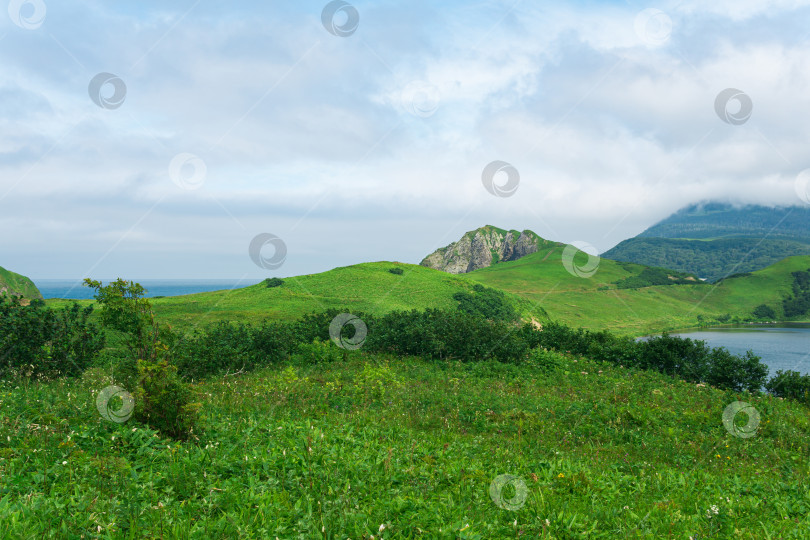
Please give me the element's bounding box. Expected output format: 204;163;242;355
603;202;810;281
0;266;42;300
420;225;554;273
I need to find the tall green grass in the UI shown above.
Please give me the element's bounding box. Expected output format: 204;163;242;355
1;351;808;537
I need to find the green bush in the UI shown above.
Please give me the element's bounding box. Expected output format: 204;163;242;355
388;267;404;275
133;358;201;440
752;304;776;319
264;277;284;288
0;295;104;379
452;283;518;322
293;339;342;366
173;321;295;379
766;370;810;403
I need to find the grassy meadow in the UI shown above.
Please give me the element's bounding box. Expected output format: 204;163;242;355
2;349;809;538
8;251;810;537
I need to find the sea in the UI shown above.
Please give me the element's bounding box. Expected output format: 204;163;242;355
35;279;258;300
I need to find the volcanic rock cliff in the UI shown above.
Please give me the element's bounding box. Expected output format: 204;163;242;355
420;225;546;273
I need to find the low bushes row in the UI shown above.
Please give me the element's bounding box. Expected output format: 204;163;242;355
0;295;104;378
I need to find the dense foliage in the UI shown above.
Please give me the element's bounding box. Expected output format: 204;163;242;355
752;303;777;319
0;294;104;378
782;268;810;317
452;283;519;321
766;369;810;404
83;279;199;439
604;236;810;282
387;267;404;275
264;277;284;287
613;266;704;289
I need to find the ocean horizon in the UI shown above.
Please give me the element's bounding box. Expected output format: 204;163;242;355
34;279;260;300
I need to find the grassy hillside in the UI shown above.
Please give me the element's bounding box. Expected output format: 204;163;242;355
144;261;539;330
43;252;810;337
468;249;810;335
0;265;42;300
2;351;808;537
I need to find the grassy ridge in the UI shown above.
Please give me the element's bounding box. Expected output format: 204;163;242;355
147;262;540;331
2;352;808;537
42;254;810;336
0;265;41;300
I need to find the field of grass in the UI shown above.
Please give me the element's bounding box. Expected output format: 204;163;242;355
468;251;810;335
2;349;808;537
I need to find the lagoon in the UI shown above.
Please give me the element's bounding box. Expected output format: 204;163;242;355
668;324;810;377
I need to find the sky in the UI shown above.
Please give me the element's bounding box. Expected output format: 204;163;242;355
3;0;810;279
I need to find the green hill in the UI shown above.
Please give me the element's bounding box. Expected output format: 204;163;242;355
603;202;810;281
0;266;42;300
146;261;540;330
56;250;806;338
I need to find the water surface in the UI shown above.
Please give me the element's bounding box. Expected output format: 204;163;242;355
668;325;810;377
35;279;257;300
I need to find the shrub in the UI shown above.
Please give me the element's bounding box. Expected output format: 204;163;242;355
0;295;104;379
293;339;342;366
388;267;404;275
366;308;528;363
133;358;201;440
452;283;519;322
264;277;284;288
752;304;776;319
766;370;810;403
173;321;295;379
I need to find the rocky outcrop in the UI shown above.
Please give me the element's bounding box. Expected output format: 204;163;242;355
420;225;543;274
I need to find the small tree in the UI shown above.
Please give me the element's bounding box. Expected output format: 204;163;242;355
84;278;199;438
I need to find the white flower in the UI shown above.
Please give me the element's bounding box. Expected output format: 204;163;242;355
379;524;386;532
62;460;67;465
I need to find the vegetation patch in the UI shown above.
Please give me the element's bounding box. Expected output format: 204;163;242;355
613;266;705;289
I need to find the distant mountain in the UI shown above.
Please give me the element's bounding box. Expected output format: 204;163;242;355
420;225;559;273
0;266;42;300
603;203;810;282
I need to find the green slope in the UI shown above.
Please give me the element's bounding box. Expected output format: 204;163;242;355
146;261;538;330
0;266;42;300
468;248;810;335
43;250;810;337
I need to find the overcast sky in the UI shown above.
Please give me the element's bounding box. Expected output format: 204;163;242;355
3;0;810;279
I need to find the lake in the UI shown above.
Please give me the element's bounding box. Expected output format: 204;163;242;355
666;325;810;377
35;279;258;300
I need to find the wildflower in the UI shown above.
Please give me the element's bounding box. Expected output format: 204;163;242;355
545;519;550;526
62;460;67;465
379;524;385;532
557;473;564;478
